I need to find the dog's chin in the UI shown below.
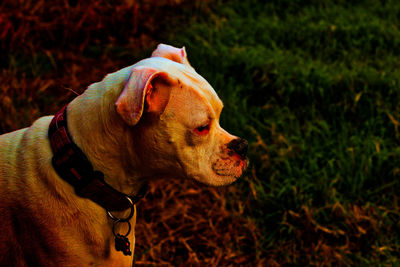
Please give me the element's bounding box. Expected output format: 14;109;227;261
211;157;247;181
213;173;240;186
192;159;248;187
188;157;248;187
191;174;238;187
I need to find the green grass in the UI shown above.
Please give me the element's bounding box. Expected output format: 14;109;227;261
162;0;400;264
2;0;400;264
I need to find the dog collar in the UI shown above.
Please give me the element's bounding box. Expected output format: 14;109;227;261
48;105;147;212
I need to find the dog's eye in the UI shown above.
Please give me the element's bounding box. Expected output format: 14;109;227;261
194;124;210;135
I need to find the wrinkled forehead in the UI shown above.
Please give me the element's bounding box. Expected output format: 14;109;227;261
178;70;223;117
135;57;223;114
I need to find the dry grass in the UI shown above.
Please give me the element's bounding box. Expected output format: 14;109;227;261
0;0;187;132
2;0;399;265
135;179;262;266
275;202;400;265
0;1;263;265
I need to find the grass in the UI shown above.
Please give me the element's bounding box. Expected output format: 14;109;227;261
162;0;400;264
1;0;400;265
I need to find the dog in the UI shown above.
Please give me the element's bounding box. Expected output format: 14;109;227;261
0;44;248;266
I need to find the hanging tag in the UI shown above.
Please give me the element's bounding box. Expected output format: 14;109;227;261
108;197;134;256
115;234;132;256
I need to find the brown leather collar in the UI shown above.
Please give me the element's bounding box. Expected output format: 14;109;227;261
48;105;146;211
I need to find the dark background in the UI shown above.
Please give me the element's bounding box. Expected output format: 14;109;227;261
1;0;399;265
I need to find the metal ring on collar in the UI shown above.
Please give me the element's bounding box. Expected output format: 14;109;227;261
112;220;132;237
106;196;134;222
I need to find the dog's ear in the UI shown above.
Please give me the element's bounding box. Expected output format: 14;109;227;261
151;44;193;68
115;67;174;125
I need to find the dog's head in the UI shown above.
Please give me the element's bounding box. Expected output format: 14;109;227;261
115;44;248;186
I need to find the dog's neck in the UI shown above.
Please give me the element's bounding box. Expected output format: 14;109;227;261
66;67;149;197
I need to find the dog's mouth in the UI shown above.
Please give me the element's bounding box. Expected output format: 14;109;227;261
211;156;248;179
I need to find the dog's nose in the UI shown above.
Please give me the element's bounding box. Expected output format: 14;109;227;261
227;138;248;159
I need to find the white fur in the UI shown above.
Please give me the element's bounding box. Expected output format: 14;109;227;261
0;44;247;265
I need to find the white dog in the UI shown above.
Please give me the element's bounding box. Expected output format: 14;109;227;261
0;44;248;266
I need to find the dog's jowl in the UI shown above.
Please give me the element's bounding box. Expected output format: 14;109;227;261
0;44;248;266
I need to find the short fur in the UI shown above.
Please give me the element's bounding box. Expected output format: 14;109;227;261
0;44;247;266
